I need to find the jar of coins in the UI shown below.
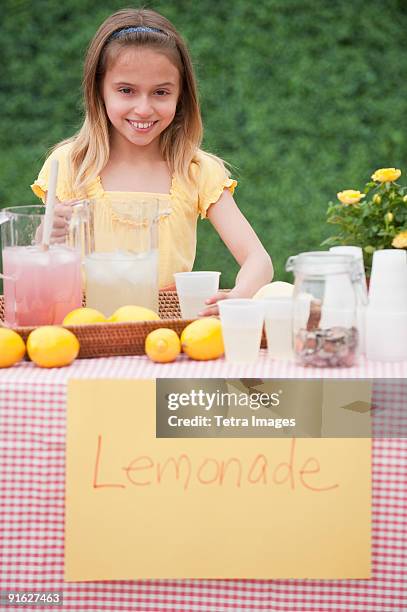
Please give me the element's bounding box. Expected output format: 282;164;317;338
286;252;363;367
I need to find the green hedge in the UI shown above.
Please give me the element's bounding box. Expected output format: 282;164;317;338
1;0;407;286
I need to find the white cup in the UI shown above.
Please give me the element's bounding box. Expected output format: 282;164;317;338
328;248;367;352
320;306;356;329
174;271;220;318
372;249;406;266
323;271;357;311
369;251;407;311
330;245;364;260
330;246;368;301
262;297;294;360
218;299;264;363
366;307;407;361
356;305;366;356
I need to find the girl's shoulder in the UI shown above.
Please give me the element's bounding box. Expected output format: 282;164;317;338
47;140;75;163
31;140;76;202
38;140;75;176
189;150;237;219
191;149;230;176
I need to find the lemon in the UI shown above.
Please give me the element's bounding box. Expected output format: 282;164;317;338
145;328;181;363
253;281;294;300
109;305;160;323
63;307;106;325
0;328;26;368
26;326;80;368
181;318;224;361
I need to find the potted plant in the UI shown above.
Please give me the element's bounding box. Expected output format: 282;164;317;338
322;168;407;274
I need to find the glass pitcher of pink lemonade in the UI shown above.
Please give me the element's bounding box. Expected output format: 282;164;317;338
0;204;89;327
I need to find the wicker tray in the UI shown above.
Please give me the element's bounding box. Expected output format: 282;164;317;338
0;292;191;359
0;293;267;359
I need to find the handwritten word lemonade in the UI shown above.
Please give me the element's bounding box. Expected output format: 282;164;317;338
3;245;82;327
84;250;158;316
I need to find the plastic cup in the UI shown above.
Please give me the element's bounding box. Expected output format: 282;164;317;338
369;253;407;311
372;249;406;266
330;246;368;300
262;297;294;360
321;253;368;353
174;271;220;318
366;307;407;361
330;245;364;260
323;270;357;310
319;306;356;329
218;299;264;363
356;305;366;356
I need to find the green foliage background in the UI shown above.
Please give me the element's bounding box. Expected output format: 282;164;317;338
1;0;407;286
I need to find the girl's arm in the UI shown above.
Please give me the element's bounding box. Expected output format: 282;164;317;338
201;189;273;316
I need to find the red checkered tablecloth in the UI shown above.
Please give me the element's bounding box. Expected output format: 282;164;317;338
0;353;406;611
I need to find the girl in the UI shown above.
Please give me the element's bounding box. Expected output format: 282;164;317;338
31;8;273;316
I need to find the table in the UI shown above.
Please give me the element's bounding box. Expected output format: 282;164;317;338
1;352;406;612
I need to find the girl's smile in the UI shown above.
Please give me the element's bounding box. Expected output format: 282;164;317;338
126;119;158;133
102;48;180;152
127;120;157;129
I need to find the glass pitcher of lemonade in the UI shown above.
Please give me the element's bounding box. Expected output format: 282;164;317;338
83;199;159;316
0;204;87;327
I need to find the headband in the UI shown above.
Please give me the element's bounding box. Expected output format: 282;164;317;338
108;26;166;41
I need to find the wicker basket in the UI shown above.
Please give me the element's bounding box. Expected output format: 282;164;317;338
0;293;267;359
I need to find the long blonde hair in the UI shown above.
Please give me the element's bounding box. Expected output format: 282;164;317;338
54;8;226;195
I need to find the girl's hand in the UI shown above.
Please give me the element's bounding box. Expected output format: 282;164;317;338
198;289;242;317
50;199;78;243
36;198;79;243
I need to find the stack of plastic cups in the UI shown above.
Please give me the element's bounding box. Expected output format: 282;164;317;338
330;246;368;354
365;249;407;361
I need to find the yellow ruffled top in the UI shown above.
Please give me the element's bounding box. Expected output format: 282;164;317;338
31;143;237;288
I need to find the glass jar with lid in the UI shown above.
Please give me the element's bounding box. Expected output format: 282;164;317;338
285;251;365;367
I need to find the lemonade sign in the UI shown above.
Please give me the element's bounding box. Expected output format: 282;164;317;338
65;379;371;581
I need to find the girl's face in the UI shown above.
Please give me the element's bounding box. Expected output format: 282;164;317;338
102;47;181;152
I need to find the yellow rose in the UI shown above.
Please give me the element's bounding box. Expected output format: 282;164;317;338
392;231;407;249
371;168;401;183
373;194;382;205
385;212;394;223
337;190;366;205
